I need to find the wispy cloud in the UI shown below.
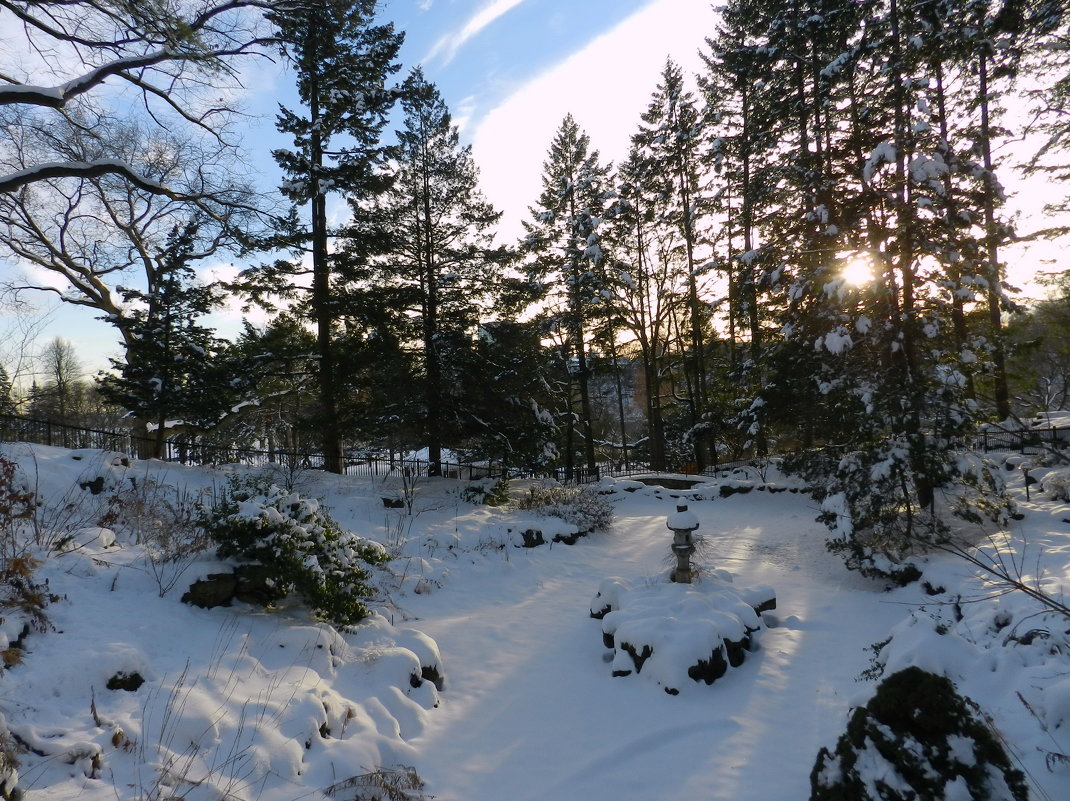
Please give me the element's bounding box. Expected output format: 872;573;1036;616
423;0;528;67
470;0;716;240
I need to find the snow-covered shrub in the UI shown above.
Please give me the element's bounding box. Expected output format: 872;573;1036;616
512;484;614;533
322;765;431;800
810;667;1027;801
1;555;59;639
459;478;509;506
1041;467;1070;502
0;712;18;801
788;444;1011;586
200;477;388;626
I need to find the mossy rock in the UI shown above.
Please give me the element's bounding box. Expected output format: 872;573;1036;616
106;671;144;692
79;476;106;495
810;667;1028;801
552;530;584;545
519;529;545;548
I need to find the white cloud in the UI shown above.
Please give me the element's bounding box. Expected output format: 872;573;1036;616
470;0;717;240
424;0;529;67
452;94;478;135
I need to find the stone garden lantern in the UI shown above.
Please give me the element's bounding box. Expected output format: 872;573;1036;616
667;504;700;583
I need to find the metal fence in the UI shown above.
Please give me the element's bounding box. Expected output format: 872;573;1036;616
554;458;761;484
0;414;136;453
976;425;1070;453
0;414;513;481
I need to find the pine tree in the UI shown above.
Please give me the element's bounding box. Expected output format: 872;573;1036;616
355;68;506;475
244;0;403;473
699;1;793;455
700;0;1016;576
228;317;322;459
458;320;559;472
523;115;613;479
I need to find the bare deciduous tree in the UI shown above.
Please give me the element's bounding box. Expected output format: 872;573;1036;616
0;0;277;196
0;1;280;437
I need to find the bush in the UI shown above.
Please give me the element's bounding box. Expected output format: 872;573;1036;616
1041;467;1070;501
459;478;510;506
788;445;1011;585
200;477;388;627
512;484;614;533
107;477;211;597
1;555;60;639
810;667;1027;801
0;713;19;801
0;454;34;561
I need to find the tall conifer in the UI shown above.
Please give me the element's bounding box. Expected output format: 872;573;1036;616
523;115;612;478
357;68;505;475
247;0;402;472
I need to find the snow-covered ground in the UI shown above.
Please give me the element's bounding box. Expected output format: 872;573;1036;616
2;442;1069;800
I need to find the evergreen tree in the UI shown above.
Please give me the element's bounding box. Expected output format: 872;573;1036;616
1006;271;1070;412
700;0;1016;577
356;68;506;475
457;320;559;472
700;5;790;455
1023;1;1070;218
243;0;403;473
228;317;322;459
523;115;613;479
602;144;691;470
0;365;16;416
98;221;238;458
633;60;714;463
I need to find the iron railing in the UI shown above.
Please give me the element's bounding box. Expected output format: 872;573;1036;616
0;414;510;480
975;425;1069;453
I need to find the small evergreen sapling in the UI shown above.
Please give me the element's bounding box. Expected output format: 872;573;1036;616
201;477;388;626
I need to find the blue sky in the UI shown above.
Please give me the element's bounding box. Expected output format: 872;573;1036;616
2;0;721;380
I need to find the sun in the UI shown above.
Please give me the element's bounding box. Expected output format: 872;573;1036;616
841;256;874;287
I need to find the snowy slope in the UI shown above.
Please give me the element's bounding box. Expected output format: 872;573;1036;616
2;442;1069;801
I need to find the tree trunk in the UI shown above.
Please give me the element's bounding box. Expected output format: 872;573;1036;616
978;52;1010;420
309;65;343;474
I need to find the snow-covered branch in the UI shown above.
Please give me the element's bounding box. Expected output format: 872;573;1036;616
0;159;175;197
0;50;178;109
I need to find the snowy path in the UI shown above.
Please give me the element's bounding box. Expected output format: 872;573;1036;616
402;490;911;801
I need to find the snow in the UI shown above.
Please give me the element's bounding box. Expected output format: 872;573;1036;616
863;141;897;182
666;505;699;531
818;328;854;354
2;444;1070;800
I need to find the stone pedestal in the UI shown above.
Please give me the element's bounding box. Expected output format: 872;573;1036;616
666;504;700;584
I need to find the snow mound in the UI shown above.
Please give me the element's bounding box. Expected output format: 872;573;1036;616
1040;467;1070;501
5;545;443;801
590;574;774;695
